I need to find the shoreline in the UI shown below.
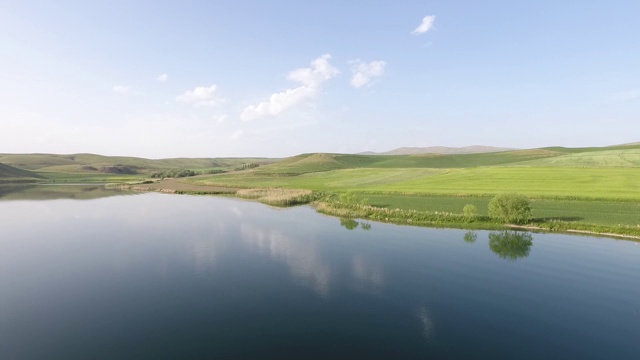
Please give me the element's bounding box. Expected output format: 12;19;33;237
114;179;640;242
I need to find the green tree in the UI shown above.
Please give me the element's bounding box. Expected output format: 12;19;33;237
462;204;477;222
488;231;533;260
488;193;531;224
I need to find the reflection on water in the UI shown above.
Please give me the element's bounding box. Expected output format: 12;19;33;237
463;231;477;244
416;307;434;342
241;223;332;296
340;218;359;230
0;193;638;359
488;231;534;261
0;184;131;201
351;254;385;292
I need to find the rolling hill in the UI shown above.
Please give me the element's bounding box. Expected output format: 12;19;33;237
0;162;43;182
359;145;515;155
0;153;278;175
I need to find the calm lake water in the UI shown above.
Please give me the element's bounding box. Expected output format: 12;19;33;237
1;186;639;359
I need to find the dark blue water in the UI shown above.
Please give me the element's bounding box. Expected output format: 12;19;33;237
0;188;638;359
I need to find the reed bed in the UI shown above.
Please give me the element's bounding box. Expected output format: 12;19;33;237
236;188;315;206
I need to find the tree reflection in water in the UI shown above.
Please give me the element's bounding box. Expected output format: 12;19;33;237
488;231;533;261
463;231;477;244
340;218;359;230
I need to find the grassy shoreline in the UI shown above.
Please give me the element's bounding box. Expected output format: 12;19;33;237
114;179;640;240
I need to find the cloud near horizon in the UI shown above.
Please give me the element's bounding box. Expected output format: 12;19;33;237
112;85;130;94
240;54;339;121
176;84;221;107
412;15;436;35
350;60;386;88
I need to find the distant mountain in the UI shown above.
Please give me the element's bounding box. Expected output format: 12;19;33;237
359;146;516;156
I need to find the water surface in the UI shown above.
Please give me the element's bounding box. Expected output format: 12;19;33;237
1;188;638;359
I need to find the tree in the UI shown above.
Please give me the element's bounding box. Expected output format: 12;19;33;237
488;193;531;224
462;204;477;221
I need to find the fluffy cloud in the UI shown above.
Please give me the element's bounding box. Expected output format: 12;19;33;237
112;85;129;94
157;73;168;82
350;60;386;88
176;84;220;107
412;15;436;35
240;54;339;121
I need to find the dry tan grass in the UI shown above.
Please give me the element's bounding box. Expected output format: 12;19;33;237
236;188;314;206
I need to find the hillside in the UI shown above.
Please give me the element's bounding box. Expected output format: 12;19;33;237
0;162;43;182
0;153;278;175
254;149;563;175
360;145;515;155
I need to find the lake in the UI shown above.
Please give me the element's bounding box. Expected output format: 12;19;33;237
1;186;639;359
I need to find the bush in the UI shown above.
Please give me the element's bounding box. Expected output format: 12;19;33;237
488;193;531;224
462;204;477;221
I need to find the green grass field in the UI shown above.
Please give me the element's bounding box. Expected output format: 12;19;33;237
183;144;640;232
361;195;640;227
4;145;640;234
189;166;640;200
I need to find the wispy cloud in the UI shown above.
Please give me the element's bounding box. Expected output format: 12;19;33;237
611;90;640;101
112;85;130;94
240;54;339;121
412;15;436;35
231;129;243;140
176;84;221;107
350;60;386;88
157;73;168;82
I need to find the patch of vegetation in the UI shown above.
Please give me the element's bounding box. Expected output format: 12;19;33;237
488;193;532;225
151;169;198;178
235;188;316;207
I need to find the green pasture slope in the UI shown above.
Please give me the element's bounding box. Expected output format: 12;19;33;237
0;153;278;182
188;144;640;231
0;162;43;183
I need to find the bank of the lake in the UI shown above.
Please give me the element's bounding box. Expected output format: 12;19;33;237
113;178;640;240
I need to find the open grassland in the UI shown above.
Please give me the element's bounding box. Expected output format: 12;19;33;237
380;167;640;200
361;194;640;227
183;145;640;235
190;166;640;200
513;148;640;167
188;168;444;190
5;145;640;237
0;163;43;183
0;153;277;175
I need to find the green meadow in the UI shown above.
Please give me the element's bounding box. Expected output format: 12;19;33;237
2;144;640;236
183;145;640;234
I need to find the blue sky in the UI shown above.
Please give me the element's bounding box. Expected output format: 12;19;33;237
1;1;639;158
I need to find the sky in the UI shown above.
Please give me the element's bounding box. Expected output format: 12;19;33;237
1;0;639;158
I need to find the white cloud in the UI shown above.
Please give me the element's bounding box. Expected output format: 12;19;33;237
230;129;243;140
176;84;220;107
157;73;168;82
112;85;129;94
412;15;436;35
350;60;386;88
240;54;339;121
213;114;229;125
